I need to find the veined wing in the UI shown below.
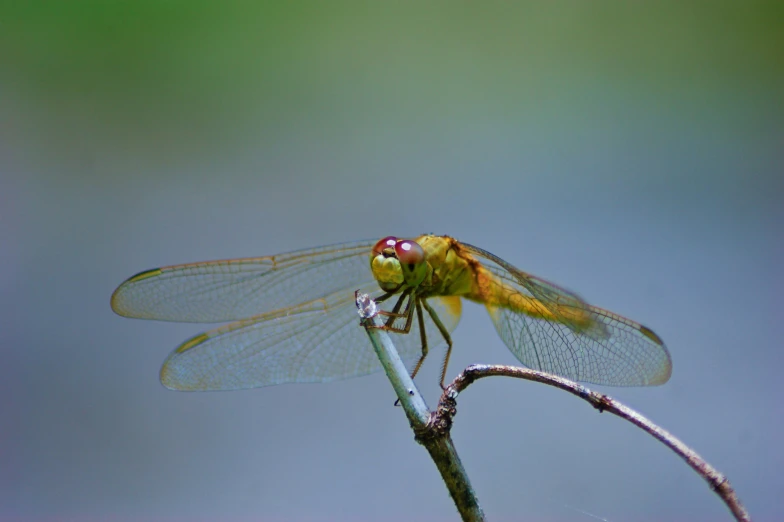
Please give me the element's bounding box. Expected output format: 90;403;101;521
111;240;376;323
460;242;672;386
160;286;463;390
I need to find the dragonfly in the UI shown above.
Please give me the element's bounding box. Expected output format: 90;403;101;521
111;235;672;391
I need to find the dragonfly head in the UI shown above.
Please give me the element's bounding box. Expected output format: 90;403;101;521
370;236;428;291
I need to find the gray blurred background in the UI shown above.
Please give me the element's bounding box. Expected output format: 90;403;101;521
2;2;781;521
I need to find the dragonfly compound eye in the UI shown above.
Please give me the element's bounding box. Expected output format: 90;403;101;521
394;240;424;266
395;240;427;286
372;236;398;258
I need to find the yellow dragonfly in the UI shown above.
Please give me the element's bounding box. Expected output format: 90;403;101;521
111;235;672;391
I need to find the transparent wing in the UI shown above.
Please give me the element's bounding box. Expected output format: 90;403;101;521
461;243;672;386
160;288;462;391
111;240;376;323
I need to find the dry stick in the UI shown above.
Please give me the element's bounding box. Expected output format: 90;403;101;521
356;292;485;522
437;364;751;522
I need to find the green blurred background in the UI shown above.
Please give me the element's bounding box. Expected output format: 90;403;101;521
2;2;781;521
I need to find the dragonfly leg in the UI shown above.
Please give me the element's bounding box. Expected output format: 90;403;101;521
366;290;416;333
421;298;454;389
370;288;408;322
381;291;411;326
408;298;430;380
391;299;430;407
386;291;417;333
373;288;401;305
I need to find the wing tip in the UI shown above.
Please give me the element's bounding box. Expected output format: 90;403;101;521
175;332;210;354
159;332;217;391
648;362;673;386
651;346;673;385
160;350;196;391
638;324;673;386
160;365;192;391
639;324;664;346
126;267;164;283
110;268;163;316
109;286;130;317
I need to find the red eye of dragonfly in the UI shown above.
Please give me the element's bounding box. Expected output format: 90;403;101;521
372;236;398;258
394;240;424;267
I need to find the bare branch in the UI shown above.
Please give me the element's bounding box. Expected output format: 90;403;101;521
437;364;751;522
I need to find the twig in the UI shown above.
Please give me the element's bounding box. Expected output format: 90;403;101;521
356;292;485;522
437;364;751;522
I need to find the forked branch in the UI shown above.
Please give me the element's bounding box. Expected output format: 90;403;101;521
436;364;751;522
356;293;750;522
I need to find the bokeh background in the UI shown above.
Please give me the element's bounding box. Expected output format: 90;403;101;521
2;2;782;521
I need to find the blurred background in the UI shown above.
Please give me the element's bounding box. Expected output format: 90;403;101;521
1;2;781;521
